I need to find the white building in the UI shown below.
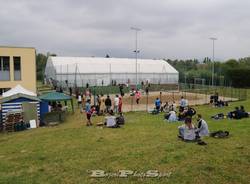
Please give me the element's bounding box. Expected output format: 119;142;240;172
45;57;179;87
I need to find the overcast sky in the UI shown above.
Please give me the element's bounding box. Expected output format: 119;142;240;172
1;0;250;61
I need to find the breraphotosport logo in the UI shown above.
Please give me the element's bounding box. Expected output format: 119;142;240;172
88;170;172;178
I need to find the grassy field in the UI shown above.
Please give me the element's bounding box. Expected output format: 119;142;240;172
0;99;250;183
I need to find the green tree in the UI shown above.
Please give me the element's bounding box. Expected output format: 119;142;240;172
36;53;47;81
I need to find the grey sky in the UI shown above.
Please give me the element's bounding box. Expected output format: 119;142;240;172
1;0;250;60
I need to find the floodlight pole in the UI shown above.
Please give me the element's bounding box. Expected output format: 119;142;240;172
131;27;141;86
210;37;217;87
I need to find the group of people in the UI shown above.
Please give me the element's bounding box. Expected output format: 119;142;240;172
150;96;210;143
77;89;123;114
228;106;249;119
210;93;228;107
149;98;176;115
79;91;124;127
86;102;125;128
177;97;209;142
211;105;249;120
82;90;239;144
178;114;209;142
48;101;67;112
162;96;194;122
160;101;177;112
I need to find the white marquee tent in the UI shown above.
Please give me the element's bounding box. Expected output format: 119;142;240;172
2;85;37;97
45;57;179;87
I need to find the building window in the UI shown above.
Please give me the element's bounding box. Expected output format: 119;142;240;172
14;56;21;80
0;56;10;81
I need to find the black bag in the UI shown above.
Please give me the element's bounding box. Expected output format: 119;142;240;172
210;130;229;138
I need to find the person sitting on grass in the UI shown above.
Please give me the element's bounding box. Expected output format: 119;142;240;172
169;101;177;112
178;117;196;141
161;101;169;112
165;110;177;122
116;112;125;125
178;106;186;121
239;105;249;118
228;107;241;119
104;110;120;128
135;90;141;104
178;106;196;121
185;106;196;117
195;114;209;137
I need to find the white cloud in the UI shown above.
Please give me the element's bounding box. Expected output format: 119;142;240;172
0;0;250;60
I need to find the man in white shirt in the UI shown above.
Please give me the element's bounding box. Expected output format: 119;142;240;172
179;96;186;111
78;94;82;109
196;114;209;137
114;95;119;114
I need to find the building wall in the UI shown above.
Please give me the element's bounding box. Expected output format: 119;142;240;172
0;47;36;95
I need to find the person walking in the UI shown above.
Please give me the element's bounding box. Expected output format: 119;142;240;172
135;90;141;104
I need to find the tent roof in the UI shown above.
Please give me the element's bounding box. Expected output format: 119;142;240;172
0;93;41;104
3;85;37;97
47;57;179;74
39;92;72;102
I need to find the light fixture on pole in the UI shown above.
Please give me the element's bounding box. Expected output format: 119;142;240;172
209;37;217;87
131;27;141;86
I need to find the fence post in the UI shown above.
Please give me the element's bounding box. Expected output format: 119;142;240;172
195;89;198;105
230;87;233;101
131;95;133;112
160;91;162;102
206;90;208;104
146;92;149;111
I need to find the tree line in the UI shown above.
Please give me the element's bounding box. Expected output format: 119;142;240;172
165;57;250;88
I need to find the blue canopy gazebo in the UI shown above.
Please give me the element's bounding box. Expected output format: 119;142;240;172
39;91;74;112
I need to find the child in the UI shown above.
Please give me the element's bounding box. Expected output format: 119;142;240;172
135;90;141;104
85;99;93;126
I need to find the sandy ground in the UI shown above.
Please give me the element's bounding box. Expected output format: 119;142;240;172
105;91;237;112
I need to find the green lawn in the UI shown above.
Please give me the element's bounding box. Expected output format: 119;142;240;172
0;100;250;183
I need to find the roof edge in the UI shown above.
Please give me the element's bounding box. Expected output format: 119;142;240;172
0;46;36;49
0;93;41;103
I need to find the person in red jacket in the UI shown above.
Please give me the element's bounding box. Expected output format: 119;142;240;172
118;96;123;113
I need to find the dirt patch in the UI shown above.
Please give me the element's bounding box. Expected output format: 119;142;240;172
106;91;236;112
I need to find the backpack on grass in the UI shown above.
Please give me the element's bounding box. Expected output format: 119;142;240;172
210;130;229;138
